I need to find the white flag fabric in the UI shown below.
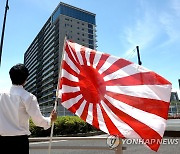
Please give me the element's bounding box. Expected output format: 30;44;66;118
59;40;172;151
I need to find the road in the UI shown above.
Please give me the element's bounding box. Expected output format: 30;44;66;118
30;137;114;154
30;135;180;154
30;119;180;154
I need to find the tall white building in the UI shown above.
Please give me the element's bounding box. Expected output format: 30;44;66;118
24;2;97;115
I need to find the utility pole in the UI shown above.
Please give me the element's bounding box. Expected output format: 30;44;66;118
0;0;9;66
136;46;142;65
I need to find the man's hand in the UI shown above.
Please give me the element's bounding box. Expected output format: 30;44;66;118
50;109;57;123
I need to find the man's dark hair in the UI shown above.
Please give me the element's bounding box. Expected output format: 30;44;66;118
9;64;29;85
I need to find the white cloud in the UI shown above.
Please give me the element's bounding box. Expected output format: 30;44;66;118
123;10;158;57
122;0;180;57
155;0;180;47
171;0;180;17
159;12;180;45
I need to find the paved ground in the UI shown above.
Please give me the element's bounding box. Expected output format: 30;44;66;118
30;138;114;154
30;135;180;154
30;119;180;154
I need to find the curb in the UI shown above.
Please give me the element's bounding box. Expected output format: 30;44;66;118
164;131;180;137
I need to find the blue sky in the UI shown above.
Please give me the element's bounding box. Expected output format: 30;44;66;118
0;0;179;95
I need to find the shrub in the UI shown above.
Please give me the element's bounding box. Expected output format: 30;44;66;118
29;119;51;137
29;116;100;137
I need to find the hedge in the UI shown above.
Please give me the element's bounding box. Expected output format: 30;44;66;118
29;116;100;137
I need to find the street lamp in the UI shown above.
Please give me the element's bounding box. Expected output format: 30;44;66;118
0;0;9;66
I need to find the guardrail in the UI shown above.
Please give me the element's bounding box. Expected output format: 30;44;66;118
166;119;180;131
29;136;126;154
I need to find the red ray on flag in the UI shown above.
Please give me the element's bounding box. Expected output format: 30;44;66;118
58;40;172;152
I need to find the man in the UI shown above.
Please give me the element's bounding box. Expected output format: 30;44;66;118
0;64;57;154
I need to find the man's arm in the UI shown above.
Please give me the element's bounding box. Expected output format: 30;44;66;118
25;94;57;129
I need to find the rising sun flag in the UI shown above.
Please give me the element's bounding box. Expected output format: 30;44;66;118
58;40;172;152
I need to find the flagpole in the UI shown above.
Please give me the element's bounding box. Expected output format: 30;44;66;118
136;46;142;65
48;36;67;154
0;0;9;66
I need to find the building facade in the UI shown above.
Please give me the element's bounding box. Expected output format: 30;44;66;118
24;2;97;116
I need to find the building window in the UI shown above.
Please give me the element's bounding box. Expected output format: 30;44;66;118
88;24;93;29
89;45;94;49
88;29;93;34
53;4;96;25
89;40;94;45
88;34;93;39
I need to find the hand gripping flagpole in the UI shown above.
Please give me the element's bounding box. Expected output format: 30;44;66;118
48;36;67;154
